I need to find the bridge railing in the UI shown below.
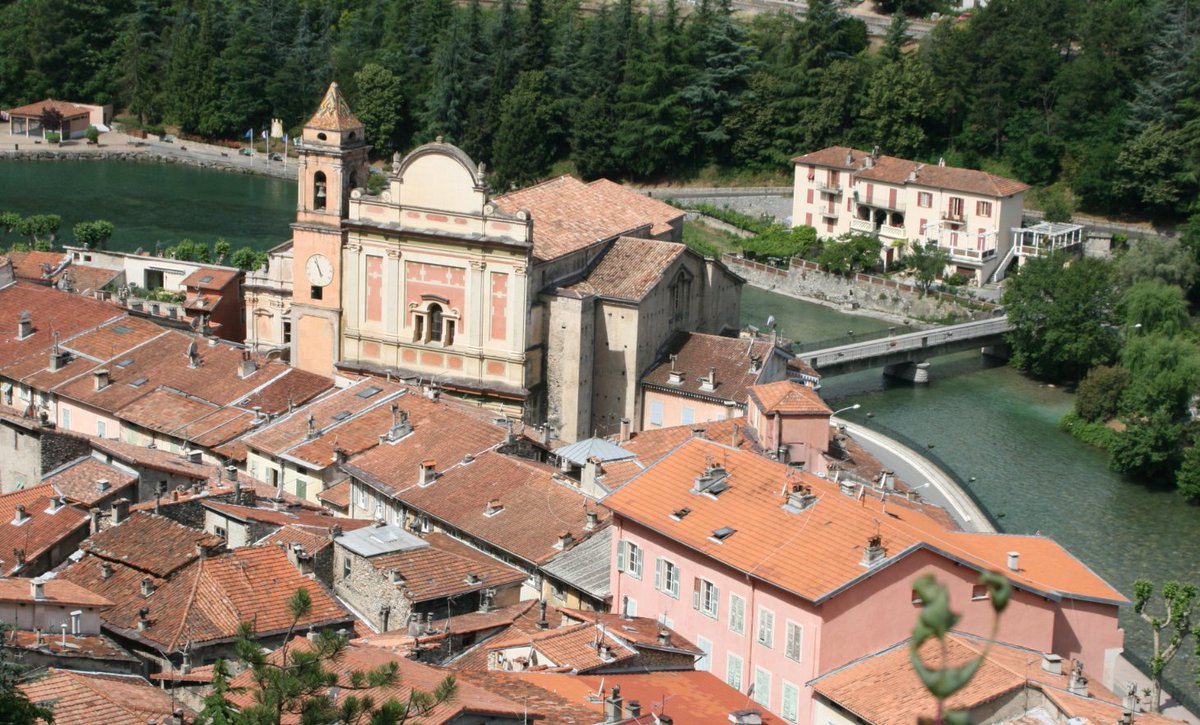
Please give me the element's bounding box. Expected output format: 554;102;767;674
792;327;908;354
803;318;1011;365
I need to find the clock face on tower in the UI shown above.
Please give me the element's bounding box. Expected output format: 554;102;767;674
305;254;334;286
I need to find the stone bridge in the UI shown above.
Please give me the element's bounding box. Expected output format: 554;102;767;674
800;316;1012;382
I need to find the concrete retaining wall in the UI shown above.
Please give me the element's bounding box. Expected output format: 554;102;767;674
724;254;994;324
641;186;793;223
0;148;296;179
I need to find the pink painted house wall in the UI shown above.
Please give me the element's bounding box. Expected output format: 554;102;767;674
641;389;734;430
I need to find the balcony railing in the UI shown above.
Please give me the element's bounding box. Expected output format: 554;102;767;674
879;224;907;240
817;181;843;195
849;218;877;234
855;194;905;213
821;208;840;220
941;210;966;224
935;244;996;264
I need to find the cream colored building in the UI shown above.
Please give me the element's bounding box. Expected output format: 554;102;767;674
251;83;743;442
792;146;1029;284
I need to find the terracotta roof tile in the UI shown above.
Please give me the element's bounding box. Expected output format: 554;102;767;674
5;629;137;661
305;82;363;131
0;282;123;369
116;386;220;433
42;456;137;507
562;237;687;301
0;483;89;575
602;418;758;488
353;449;609;565
181;266;239;291
811;633;1183;725
173;405;257;448
203;500;368;532
793;146;1030;197
229;639;528;724
8;251;68;281
558;608;702;655
603;439;1125;604
493;176;682;261
61;315;167;361
642;332;783;405
365;531;526;602
5;98;91;118
19;669;195;725
258;523;338;555
0;577;111;607
59;263;121;293
90;436;212;479
82;511;224;577
483;621;639;673
317;479;351;508
236;367;333;416
747;379;832;415
454;670;601;724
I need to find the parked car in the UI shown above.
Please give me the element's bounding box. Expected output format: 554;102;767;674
239;147;253;156
269;152;283;161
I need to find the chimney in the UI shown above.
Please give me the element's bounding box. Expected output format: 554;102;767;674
137;607;150;631
93;369;110;391
141;577;155;597
880;470;895;491
465;571;480;585
1041;653;1062;676
306;414;318;440
627;701;641;718
861;535;886;566
333;447;347;465
729;710;764;725
484;499;503;516
331;524;343;539
49;345;69;372
238;351;256;379
598;641;613;661
1007;551;1020;572
418;459;437;486
582;457;602;489
1068;660;1088;697
30;578;45;600
95;479;110;494
12;548;25;568
111;497;130;525
387;406;412;441
667;354;683;385
537;600;549;630
618;418;631;442
657;629;671;646
699;366;717;392
605;686;623;724
95;560;112;578
17;311;33;339
180;650;192;675
11;505;29;525
307;629;320;642
186;340;200;368
389;570;406;585
556;531;574;550
252;406;264;422
785;483;817;512
585;510;599;531
184;449;201;464
659;717;673;725
221;464;236;482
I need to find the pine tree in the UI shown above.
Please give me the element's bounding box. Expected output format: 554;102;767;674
678;0;754;164
1129;0;1199;131
492;70;559;189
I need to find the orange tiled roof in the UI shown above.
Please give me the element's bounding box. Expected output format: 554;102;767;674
317;479;351;508
203;500;366;531
19;669;195;725
5;98;91;118
365;531;526;603
493;176;682;261
59;263;121;293
747;379;832;415
258;522;338;555
305;82;363;131
810;633;1183;725
602;438;1126;605
42;456;137;507
0;576;111;607
8;250;68;281
62;545;352;653
0;316;166;395
454;670;601;724
794;146;1030;198
229;638;529;724
234;366;332;416
0;282;123;369
558;608;702;654
0;483;89;575
353;449;609;565
5;628;136;661
173;405;257;448
181;266;239;291
601;418;759;488
82;511;224;577
116;386;219;433
562;237;686;301
642;332;783;405
486;621;639;673
90;436;212;479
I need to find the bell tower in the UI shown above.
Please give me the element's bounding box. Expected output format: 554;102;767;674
291;82;370;376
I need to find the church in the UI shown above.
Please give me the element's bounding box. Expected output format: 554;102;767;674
245;83;744;442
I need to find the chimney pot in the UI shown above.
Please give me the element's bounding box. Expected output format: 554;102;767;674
96;478;110;493
100;561;114;580
1041;653;1063;676
111;498;130;525
12;504;29;524
418;459;437;485
93;369;110;391
17;310;33;338
1007;551;1020;571
141;577;155;597
619;418;632;442
30;578;44;600
585;510;599;531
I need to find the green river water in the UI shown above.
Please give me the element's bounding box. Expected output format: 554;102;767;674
3;160;1197;707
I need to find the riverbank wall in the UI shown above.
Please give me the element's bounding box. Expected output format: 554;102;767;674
642;185;793;222
724;254;996;325
0;137;297;180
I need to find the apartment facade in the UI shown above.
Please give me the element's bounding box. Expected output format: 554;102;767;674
792;146;1028;284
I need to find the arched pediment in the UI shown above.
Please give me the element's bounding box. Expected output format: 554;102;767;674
395;141;489;215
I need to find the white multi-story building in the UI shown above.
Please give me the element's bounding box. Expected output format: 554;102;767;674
792;146;1029;283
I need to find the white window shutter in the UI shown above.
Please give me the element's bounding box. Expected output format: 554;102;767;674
692;577;701;609
713;585;720;618
655;558;663;591
616;541;627;573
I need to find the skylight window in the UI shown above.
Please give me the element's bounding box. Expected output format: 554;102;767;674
356;385;383;399
706;480;731;496
116;358;134;368
112;325;134;335
199;275;214;284
331;411;352;421
129;376;149;388
670;507;691;521
711;527;736;542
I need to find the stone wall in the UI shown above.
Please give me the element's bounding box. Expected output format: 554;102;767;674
0;149;294;179
641;186;793;223
723;255;995;327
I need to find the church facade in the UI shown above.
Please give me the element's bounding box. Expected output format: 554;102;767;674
247;84;743;442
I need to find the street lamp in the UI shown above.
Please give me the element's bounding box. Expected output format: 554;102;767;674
831;403;861;417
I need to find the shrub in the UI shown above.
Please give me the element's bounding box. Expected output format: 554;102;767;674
44;131;61;144
85;126;100;144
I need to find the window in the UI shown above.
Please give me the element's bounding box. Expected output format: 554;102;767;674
445;319;455;347
680;406;694;425
428;304;444;342
282;321;292;346
655;558;680;598
342;556;351;579
972;584;989;601
694;578;719;618
413;313;424;341
144;269;164;290
310;285;323;300
729;594;746;634
726;653;744;691
918;192;932;208
295;478;307;500
617;541;643;580
781;681;800;722
96;420;106;438
948;196;965;218
356;485;367;507
649;400;664;427
753;667;771;706
214;525;227;539
976;200;993;217
757;606;774;647
696;636;712;672
785;621;803;661
60;408;71;430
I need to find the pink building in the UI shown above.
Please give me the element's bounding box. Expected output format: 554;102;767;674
603;439;1127;722
745;379;832;473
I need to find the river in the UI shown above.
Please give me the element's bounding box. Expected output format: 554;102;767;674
0;160;295;252
743;285;1200;710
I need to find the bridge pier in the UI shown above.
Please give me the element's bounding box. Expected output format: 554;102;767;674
981;343;1010;361
884;361;930;384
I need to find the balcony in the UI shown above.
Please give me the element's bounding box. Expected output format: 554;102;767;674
935;244;996;265
820;208;840;220
849;218;877;235
817;181;843;196
854;191;905;214
941;210;966;225
879;224;907;240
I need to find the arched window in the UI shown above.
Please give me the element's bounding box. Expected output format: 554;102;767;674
428;304;444;342
313;171;327;210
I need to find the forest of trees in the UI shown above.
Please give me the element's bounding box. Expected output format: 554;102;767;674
0;0;1198;217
